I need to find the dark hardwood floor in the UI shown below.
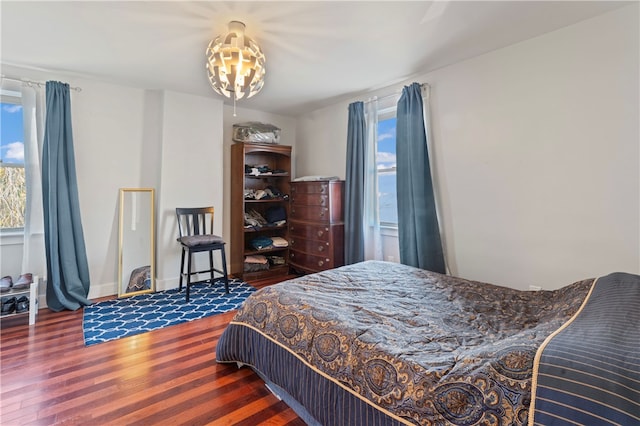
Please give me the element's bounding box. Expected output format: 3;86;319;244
0;275;305;425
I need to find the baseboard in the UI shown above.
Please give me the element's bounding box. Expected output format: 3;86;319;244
35;277;183;310
155;277;179;292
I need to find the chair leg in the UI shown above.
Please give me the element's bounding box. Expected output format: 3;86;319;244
179;248;186;291
209;251;214;284
220;247;229;294
186;249;192;303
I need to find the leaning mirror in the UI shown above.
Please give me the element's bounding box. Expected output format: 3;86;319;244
118;188;155;297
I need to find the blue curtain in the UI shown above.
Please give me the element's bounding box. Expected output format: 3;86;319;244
344;102;366;264
42;81;91;311
396;83;445;273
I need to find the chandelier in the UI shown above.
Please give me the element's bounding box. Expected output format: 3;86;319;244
205;21;266;101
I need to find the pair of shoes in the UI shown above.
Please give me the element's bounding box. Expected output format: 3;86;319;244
0;276;12;293
0;274;33;292
16;296;29;313
0;296;29;315
13;273;33;290
1;296;16;315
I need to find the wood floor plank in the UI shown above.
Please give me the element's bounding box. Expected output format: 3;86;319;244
0;277;304;425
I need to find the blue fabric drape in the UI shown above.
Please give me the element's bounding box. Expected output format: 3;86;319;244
396;83;445;273
42;81;91;311
344;102;366;264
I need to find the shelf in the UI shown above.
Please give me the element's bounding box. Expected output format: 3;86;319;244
244;173;289;179
242;265;290;281
244;224;288;233
244;246;289;256
0;310;30;319
244;198;288;203
1;287;32;296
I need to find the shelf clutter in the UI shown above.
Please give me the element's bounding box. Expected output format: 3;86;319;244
231;142;292;280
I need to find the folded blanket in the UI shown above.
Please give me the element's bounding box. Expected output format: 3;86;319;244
271;237;288;247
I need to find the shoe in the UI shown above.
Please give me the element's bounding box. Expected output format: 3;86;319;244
13;273;33;290
15;296;29;313
0;276;12;293
1;296;16;315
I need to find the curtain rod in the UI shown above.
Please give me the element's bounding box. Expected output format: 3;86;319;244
1;75;82;92
363;82;429;105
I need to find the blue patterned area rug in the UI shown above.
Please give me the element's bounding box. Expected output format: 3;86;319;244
82;278;255;346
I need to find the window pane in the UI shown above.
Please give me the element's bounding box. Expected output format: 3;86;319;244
1;101;26;229
377;116;397;225
378;170;397;224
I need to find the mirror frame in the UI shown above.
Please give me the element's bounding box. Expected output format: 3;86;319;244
118;188;156;297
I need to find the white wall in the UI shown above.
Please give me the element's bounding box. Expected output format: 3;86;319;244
295;4;640;290
0;64;294;305
156;91;224;291
0;67;154;304
0;65;225;305
296;106;348;179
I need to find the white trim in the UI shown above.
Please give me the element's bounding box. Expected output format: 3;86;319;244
0;231;24;245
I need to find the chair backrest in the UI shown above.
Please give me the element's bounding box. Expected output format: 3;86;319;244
176;207;215;238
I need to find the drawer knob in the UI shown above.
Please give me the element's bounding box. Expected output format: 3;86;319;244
319;209;325;217
290;253;295;258
318;260;324;267
291;239;295;245
317;230;324;237
320;185;327;194
317;245;324;252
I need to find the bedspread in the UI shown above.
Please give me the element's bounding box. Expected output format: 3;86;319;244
530;272;640;425
216;261;593;425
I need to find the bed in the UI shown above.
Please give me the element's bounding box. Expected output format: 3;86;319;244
216;261;637;425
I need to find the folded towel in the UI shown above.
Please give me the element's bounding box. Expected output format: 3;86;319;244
271;237;289;247
245;255;268;264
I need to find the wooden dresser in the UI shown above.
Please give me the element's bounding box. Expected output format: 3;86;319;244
288;180;345;274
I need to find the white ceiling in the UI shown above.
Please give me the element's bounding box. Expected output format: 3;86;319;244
1;1;632;116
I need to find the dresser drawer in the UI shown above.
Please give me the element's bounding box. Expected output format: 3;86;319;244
290;193;328;207
289;250;334;272
289;222;331;242
290;182;330;195
290;205;332;222
289;236;331;256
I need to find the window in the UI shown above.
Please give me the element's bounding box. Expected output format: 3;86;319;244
0;91;26;231
377;109;397;227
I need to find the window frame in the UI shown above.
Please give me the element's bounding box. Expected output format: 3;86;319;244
376;106;398;229
0;91;26;235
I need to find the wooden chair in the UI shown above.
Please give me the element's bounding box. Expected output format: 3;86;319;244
176;207;229;302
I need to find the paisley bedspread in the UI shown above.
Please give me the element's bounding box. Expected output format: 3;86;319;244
216;261;593;425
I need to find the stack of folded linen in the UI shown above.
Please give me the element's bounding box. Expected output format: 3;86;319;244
271;237;288;247
244;255;269;272
250;236;273;250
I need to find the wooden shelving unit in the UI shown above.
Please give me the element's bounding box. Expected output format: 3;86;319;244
230;143;292;279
